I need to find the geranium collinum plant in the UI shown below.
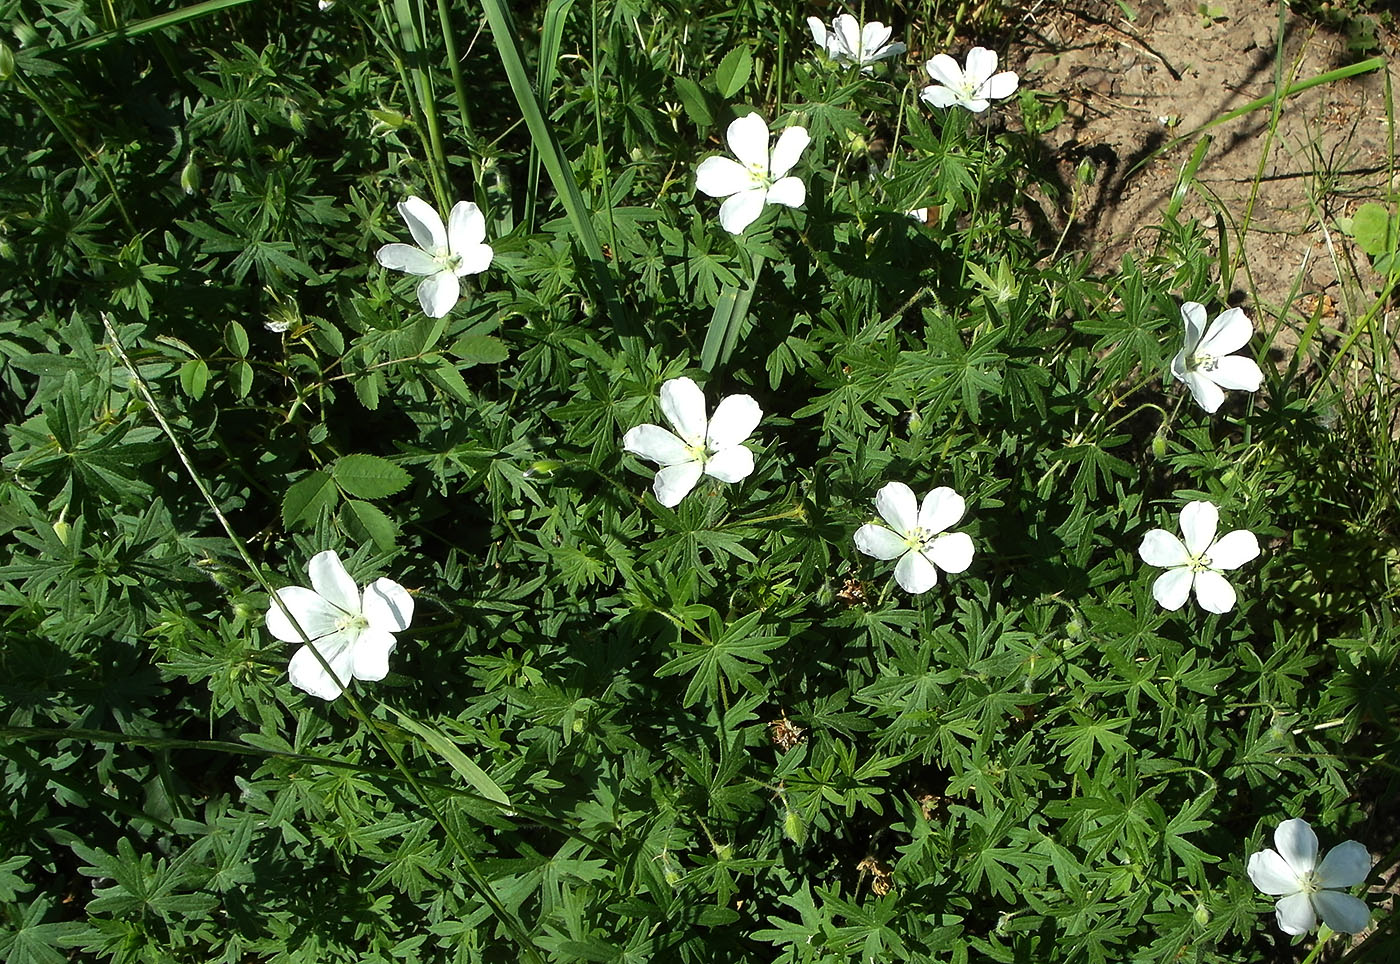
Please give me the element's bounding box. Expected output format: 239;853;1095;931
375;195;493;318
919;46;1019;113
807;14;906;71
1138;500;1259;613
1170;301;1265;413
1247;818;1372;935
623;376;762;507
695;112;811;234
265;550;415;701
853;482;974;594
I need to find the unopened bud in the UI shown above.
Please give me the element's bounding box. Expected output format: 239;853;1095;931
180;156;201;195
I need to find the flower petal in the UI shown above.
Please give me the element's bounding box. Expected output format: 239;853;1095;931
1248;849;1303;896
1183;370;1225;413
807;16;827;49
447;200;486;252
417;271;460;318
707;394;762;449
920;85;958;108
1316;841;1372;889
398;195;448;256
455;243;494;276
1312;890;1371;934
363;578;414;632
918;487;966;535
1192;570;1237;614
960;98;991;113
624;424;692;466
1198;307;1254;357
769;127;811;180
376;243;440;276
1170;348;1189;384
1208;529;1259;570
854;524;906;561
870;39;906;62
308;550;360;613
266;586;341;642
696;156;755;199
1139;529;1190;568
1274;892;1317;935
718;188;768;234
831;14;860;59
860;21;893;58
1180;302;1208;353
979;70;1019;101
925;54;964;89
660;376;708;445
288;635;355;700
725;112;770;175
927;531;974;574
350;626;397;683
964;46;998;84
1179;501;1219;556
874;481;918;536
1275;818;1319;878
765;176;806;209
652;459;704;508
894;550;938;594
1151;568;1193;611
1208;355;1263;392
703;444;754;483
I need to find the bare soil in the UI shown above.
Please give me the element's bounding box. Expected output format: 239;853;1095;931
1015;0;1398;347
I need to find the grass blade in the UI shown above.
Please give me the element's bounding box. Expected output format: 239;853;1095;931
525;0;576;232
49;0;258;53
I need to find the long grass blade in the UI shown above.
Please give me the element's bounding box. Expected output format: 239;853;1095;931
46;0;257;52
525;0;576;232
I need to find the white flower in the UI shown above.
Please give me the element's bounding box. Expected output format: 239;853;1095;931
807;14;906;71
1170;302;1264;413
920;47;1019;113
854;482;974;594
695;113;810;234
375;195;493;318
623;376;762;507
318;0;333;9
1138;501;1259;613
1247;818;1372;935
265;550;415;701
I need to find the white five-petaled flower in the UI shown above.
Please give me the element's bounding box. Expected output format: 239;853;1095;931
920;47;1019;113
807;14;906;71
695;113;810;235
265;550;415;701
1247;818;1372;935
375;195;493;318
623;376;762;508
1138;500;1259;613
1170;302;1264;413
854;482;974;594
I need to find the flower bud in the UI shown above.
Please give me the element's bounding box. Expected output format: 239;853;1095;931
179;156;201;195
52;519;70;546
1151;434;1168;459
783;808;806;846
1193;902;1210;926
712;842;734;862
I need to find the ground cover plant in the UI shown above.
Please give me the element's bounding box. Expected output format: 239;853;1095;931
1;0;1398;961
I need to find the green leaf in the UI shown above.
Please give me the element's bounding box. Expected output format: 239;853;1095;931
713;46;752;98
282;470;337;528
1349;201;1393;256
231;360;253;398
178;359;209;400
426;357;473;404
447;334;509;366
383;707;512;809
673;75;712;128
223;320;249;357
342;499;398;552
332;454;411;499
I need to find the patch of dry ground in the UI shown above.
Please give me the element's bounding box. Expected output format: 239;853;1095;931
1015;0;1398;355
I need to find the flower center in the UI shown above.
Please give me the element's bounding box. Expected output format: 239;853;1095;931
335;612;369;635
442;253;463;272
685;441;710;464
1298;870;1322;895
1185;550;1213;573
1186;351;1218;373
904;526;935;551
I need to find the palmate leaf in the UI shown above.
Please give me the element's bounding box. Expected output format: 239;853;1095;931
655;610;785;706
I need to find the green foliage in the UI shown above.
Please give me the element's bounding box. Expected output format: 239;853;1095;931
0;1;1397;963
